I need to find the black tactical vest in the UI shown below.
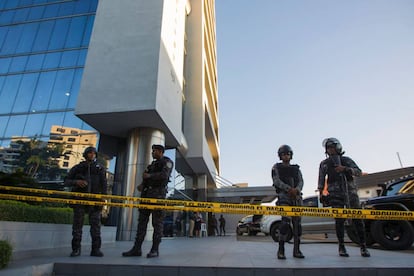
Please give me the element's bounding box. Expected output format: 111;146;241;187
276;163;300;188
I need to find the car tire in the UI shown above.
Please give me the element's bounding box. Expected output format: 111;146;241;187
236;228;243;236
270;222;292;242
345;223;375;246
370;220;414;250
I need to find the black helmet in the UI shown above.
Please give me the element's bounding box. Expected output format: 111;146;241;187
322;137;343;155
278;144;293;159
83;146;97;159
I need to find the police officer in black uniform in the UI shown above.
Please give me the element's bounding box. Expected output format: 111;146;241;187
123;144;174;258
65;146;107;257
272;145;305;259
318;137;370;257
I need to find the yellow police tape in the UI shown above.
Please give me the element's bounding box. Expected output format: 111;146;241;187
0;185;413;221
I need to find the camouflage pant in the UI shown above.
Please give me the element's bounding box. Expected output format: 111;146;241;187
278;195;302;241
72;205;102;250
330;192;366;244
133;208;165;251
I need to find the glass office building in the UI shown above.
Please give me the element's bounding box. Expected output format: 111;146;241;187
0;0;99;177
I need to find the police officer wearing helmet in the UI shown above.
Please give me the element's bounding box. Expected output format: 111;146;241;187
123;144;174;258
318;138;370;257
272;145;305;259
65;146;107;257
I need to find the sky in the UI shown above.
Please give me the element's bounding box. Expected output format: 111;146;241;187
215;0;414;197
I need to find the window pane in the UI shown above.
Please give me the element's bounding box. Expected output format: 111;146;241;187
13;73;39;113
48;69;74;109
67;69;83;108
43;3;59;18
32;21;54;52
31;71;56;112
82;15;95;46
19;0;34;6
4;114;27;138
58;1;75;17
65;16;87;48
77;49;87;66
16;22;38;53
90;0;98;12
9;56;28;73
43;52;61;69
27;6;45;21
64;113;87;130
0;27;8;48
4;0;18;8
1;25;23;55
0;116;9;137
42;112;64;135
48;18;70;50
60;50;79;68
0;138;11;148
26;54;45;71
23;113;46;137
12;8;30;23
0;57;12;74
0;10;14;25
0;76;5;93
74;0;91;14
0;75;22;114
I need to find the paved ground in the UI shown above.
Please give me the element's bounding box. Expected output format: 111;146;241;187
1;234;413;275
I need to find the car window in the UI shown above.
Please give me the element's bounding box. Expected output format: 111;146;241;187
386;180;410;196
303;196;318;207
242;216;252;223
399;180;414;194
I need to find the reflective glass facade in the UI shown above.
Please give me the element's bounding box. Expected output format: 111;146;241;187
0;0;98;178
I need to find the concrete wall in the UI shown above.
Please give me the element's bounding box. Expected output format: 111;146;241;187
0;221;116;259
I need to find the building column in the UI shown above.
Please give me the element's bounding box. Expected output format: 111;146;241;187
117;128;165;241
196;174;208;202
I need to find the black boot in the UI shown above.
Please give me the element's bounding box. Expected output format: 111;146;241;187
70;248;81;257
293;238;305;259
277;241;286;260
360;244;370;257
339;243;349;257
90;249;104;257
147;243;159;258
122;246;142;257
146;250;159;258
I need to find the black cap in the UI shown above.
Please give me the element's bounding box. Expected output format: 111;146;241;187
152;144;165;153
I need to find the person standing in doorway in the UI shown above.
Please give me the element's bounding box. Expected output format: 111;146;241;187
122;144;174;258
211;214;219;236
318;137;370;258
272;145;305;259
188;211;195;237
65;146;107;257
219;214;226;236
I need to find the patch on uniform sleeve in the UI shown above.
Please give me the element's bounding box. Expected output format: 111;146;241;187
166;161;173;169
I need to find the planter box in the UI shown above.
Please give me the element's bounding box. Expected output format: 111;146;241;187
0;221;116;259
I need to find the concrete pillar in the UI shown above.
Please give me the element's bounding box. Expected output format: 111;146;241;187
118;128;165;241
196;174;207;202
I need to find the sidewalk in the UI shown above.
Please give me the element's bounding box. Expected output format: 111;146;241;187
1;235;413;275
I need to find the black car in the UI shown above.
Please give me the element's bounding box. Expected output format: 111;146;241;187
236;215;262;236
347;174;414;250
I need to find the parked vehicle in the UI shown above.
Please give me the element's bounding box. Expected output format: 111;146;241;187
261;174;414;250
260;195;335;242
358;175;414;250
236;215;262;236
